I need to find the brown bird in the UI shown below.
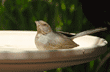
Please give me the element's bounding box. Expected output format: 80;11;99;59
35;20;107;50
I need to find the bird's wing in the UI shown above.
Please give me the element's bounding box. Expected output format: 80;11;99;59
57;31;75;35
46;32;79;49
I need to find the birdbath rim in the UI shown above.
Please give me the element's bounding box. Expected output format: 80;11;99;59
0;30;108;71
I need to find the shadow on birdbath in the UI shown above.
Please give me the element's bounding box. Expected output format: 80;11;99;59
0;31;108;72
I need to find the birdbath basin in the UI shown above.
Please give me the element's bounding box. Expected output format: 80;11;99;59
0;31;107;72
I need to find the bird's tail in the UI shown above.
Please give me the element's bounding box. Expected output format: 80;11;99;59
71;27;107;39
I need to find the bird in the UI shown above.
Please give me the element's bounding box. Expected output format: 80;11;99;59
35;20;107;50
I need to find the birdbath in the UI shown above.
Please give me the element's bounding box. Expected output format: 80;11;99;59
0;30;107;72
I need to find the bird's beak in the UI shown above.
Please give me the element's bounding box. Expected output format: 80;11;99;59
35;21;40;26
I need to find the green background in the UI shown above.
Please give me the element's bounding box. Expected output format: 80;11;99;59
0;0;109;72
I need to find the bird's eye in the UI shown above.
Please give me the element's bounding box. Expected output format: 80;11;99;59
43;24;47;26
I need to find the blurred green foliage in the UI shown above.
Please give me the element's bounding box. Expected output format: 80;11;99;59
0;0;91;32
0;0;109;72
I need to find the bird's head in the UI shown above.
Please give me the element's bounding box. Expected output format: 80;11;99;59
35;20;53;35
